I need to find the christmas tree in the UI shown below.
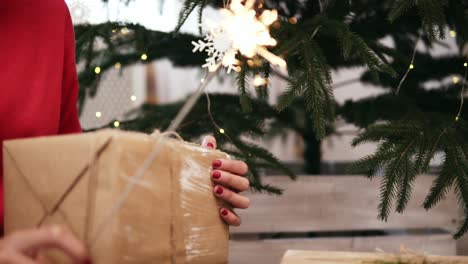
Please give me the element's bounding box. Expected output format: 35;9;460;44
75;0;468;238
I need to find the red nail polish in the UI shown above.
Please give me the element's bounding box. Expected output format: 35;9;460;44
84;258;93;264
206;142;214;148
215;186;224;195
221;208;229;216
213;160;222;168
212;171;221;179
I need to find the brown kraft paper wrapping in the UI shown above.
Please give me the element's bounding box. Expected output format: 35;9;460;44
3;130;229;264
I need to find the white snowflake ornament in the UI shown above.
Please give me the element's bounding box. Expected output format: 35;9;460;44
192;0;286;73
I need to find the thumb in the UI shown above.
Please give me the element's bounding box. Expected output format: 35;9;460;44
202;136;217;149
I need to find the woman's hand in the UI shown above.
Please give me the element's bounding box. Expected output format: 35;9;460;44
0;226;90;264
202;136;250;226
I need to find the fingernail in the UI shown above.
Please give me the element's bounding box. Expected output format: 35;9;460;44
221;208;229;216
213;160;222;168
212;171;221;179
84;258;93;264
206;142;214;148
215;186;224;195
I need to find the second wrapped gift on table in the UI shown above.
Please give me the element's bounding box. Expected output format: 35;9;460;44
3;130;229;264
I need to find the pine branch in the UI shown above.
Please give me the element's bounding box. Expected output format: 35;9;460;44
423;151;455;210
378;139;415;221
452;146;468;239
175;0;208;33
388;0;417;22
351;118;468;238
277;74;300;112
395;157;417;213
236;64;253;112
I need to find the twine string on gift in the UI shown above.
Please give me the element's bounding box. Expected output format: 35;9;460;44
372;246;427;264
36;138;113;228
88;66;220;245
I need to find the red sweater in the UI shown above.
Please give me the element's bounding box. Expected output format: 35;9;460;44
0;0;82;230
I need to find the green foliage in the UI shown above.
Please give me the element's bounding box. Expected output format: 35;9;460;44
77;0;468;237
87;94;296;194
389;0;447;39
351;116;468;238
236;61;254;112
75;22;207;113
175;0;210;33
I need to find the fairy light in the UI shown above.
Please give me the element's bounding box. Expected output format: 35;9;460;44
120;27;130;35
141;53;148;61
453;76;460;84
464;62;467;67
200;78;205;83
94;66;101;74
114;62;121;69
219;128;225;134
450;30;457;38
95;112;102;118
396;36;420;95
113;121;120;128
130;95;137;101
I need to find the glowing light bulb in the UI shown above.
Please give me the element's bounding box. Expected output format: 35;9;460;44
95;112;102;118
120;27;130;35
131;95;137;101
94;66;101;74
464;62;467;67
409;64;414;70
114;62;121;69
113;121;120;127
456;116;460;122
450;30;457;38
141;53;148;61
453;76;460;84
219;128;225;134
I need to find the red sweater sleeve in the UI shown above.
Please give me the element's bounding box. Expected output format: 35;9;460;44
59;7;82;134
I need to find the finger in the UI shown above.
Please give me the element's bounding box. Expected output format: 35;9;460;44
212;159;248;176
202;136;217;149
8;226;90;263
213;185;250;209
219;208;241;226
0;250;36;264
212;170;250;192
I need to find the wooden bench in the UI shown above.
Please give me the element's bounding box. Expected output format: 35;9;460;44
229;175;465;264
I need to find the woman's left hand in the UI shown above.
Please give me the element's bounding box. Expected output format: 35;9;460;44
202;136;250;226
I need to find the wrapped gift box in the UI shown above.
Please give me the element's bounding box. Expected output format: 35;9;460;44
3;130;229;264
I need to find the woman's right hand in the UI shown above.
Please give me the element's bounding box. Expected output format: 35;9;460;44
0;226;90;264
